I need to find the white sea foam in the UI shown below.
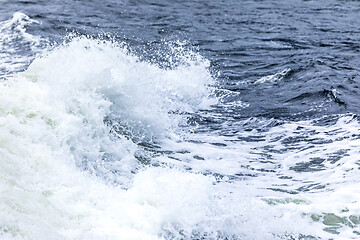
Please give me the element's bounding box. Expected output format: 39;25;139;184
255;68;291;84
156;114;360;239
0;12;40;44
0;12;44;75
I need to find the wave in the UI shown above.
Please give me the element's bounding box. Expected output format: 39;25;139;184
0;36;238;239
27;37;214;137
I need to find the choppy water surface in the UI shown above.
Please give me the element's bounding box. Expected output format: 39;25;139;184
1;0;360;239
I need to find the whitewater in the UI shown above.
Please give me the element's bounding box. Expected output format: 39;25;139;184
1;4;360;240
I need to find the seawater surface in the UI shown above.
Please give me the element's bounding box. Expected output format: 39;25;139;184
1;0;360;239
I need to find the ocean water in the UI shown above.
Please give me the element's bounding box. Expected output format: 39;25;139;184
1;0;360;239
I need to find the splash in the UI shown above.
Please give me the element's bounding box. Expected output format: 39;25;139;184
25;37;214;139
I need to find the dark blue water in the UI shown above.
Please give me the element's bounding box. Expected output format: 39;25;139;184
1;1;360;239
